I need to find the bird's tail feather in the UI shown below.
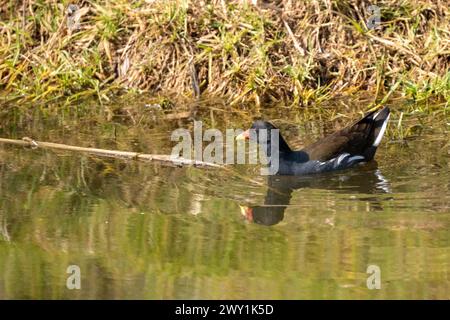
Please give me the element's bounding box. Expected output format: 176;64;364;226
363;107;390;160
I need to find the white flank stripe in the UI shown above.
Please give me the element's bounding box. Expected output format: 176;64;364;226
348;155;365;162
336;153;348;165
373;113;390;147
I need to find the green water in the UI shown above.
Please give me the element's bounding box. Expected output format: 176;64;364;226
0;102;449;299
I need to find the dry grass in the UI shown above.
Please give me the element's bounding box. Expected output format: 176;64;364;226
0;0;449;108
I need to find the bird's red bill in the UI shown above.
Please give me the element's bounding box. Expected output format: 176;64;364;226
236;129;250;140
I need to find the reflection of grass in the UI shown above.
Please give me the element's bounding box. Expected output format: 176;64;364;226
0;1;449;108
0;138;449;299
0;92;448;147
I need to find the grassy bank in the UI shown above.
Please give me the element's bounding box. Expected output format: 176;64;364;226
0;0;449;108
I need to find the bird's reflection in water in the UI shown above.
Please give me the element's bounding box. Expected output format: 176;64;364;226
240;163;391;226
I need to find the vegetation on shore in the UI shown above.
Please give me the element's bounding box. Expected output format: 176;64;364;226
0;0;449;109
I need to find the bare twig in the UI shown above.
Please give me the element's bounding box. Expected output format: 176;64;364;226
0;137;221;169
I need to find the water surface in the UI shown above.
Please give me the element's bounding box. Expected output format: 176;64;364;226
0;101;449;299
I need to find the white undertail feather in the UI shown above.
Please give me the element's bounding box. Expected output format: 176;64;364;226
373;109;382;118
373;113;390;147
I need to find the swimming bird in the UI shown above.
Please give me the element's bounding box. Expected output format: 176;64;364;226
236;107;390;175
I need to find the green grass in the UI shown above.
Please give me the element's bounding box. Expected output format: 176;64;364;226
0;0;449;110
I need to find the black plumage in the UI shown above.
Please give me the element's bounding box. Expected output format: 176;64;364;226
239;107;390;175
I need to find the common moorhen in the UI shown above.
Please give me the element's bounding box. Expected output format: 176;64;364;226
237;107;390;175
